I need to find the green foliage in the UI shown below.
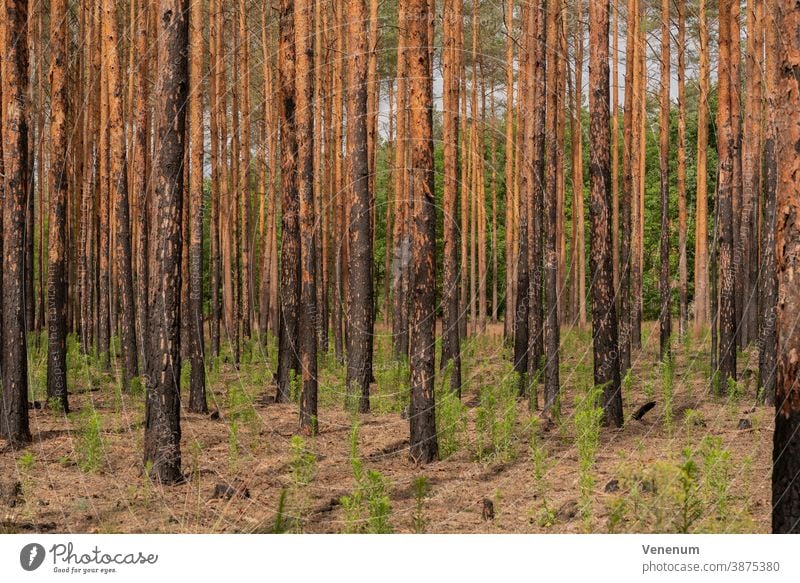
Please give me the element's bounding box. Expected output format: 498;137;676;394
476;369;518;462
339;423;393;533
726;376;744;402
76;404;104;473
412;476;430;534
373;358;410;414
574;384;604;529
699;436;732;523
435;388;467;458
289;435;316;488
18;452;36;471
660;355;675;433
180;361;191;393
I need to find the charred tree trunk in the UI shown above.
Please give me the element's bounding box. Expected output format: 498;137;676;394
406;0;438;464
441;0;462;394
187;0;207;413
276;0;300;401
296;0;319;431
588;0;622;427
772;0;800;533
658;0;671;361
759;0;778;406
144;0;188;484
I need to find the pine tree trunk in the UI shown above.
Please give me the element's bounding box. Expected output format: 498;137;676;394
1;0;31;446
407;0;438;464
209;0;222;357
503;0;515;340
611;0;620;295
441;0;462;394
46;0;69;413
772;0;800;533
676;0;688;338
104;0;138;389
295;0;319;431
716;0;738;388
188;0;207;413
543;0;561;413
693;0;710;334
239;0;252;342
759;0;778;406
144;0;188;484
658;0;671;361
589;0;622;427
276;0;301;401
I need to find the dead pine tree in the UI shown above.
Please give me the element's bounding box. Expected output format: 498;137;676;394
406;0;438;464
143;0;189;484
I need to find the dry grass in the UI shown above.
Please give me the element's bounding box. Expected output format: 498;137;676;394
0;322;771;533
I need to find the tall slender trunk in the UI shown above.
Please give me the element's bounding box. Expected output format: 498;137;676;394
188;0;207;413
543;0;561;413
676;0;688;338
239;0;253;341
46;0;69;413
589;0;622;427
332;0;345;362
276;0;301;401
503;0;515;340
759;0;777;406
144;0;188;484
693;0;710;334
658;0;671;360
716;0;738;388
568;0;585;328
104;0;138;388
771;0;800;533
296;0;319;431
406;0;438;464
441;0;462;394
611;0;620;295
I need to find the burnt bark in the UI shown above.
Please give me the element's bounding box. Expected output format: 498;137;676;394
772;0;800;533
658;0;671;361
588;0;622;427
143;0;188;484
406;0;438;464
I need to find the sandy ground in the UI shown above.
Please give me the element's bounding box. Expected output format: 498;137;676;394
0;322;772;533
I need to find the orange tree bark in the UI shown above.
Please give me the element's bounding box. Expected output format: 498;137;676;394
188;0;207;413
238;0;253;341
103;0;138;389
1;0;31;446
345;0;373;413
46;0;69;413
772;0;800;533
406;0;438;464
144;0;188;484
209;0;221;356
503;0;514;340
693;0;710;334
440;0;462;395
276;0;300;401
295;0;318;431
588;0;622;427
759;0;778;406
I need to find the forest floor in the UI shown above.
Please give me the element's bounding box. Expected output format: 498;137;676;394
0;321;771;533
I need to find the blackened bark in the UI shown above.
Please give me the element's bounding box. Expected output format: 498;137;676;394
297;0;319;431
104;0;138;389
276;0;301;402
407;0;438;464
658;0;671;361
772;0;800;533
46;0;70;413
589;0;623;427
345;0;373;413
543;0;561;413
188;0;207;413
441;0;462;396
1;0;31;446
144;0;188;484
